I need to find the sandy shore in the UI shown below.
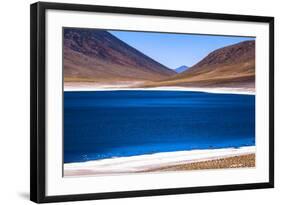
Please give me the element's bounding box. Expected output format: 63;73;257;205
146;154;255;173
64;86;254;95
64;146;255;177
64;82;255;95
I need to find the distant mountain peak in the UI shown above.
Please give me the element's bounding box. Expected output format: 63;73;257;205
175;65;189;73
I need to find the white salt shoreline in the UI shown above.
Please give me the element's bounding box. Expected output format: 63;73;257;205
64;146;255;177
64;86;255;95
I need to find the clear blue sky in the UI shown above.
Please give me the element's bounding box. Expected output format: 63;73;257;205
110;30;255;69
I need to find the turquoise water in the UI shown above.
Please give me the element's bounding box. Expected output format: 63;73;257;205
64;91;255;163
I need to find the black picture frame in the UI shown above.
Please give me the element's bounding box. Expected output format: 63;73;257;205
30;1;274;203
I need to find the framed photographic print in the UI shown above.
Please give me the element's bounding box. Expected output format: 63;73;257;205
30;1;274;203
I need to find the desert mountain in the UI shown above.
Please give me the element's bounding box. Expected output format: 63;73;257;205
146;40;255;88
64;28;175;83
175;65;189;73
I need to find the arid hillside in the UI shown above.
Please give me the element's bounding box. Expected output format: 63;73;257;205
64;28;175;83
143;40;255;89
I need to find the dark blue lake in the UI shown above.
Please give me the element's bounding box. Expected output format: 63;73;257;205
64;91;255;163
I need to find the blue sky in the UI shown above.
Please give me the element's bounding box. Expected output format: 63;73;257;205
110;30;254;69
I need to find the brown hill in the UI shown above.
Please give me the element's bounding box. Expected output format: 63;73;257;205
144;40;255;88
64;28;175;83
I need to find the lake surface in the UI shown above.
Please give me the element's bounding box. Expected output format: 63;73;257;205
64;90;255;163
